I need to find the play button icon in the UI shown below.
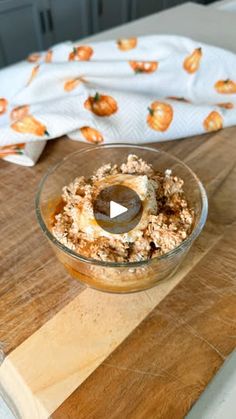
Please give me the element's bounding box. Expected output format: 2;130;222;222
110;201;128;219
93;184;143;234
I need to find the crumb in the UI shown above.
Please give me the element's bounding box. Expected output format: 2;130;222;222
120;154;154;176
92;163;119;181
52;154;194;262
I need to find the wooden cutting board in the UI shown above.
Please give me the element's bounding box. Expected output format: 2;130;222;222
0;128;236;419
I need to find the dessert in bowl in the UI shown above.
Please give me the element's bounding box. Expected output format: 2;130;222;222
36;145;208;293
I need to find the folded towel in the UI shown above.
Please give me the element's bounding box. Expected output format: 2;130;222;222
0;35;236;165
0;141;46;166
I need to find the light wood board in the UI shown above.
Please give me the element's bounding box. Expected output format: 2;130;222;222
0;126;236;418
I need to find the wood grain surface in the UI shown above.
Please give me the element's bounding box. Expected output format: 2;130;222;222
53;227;236;419
0;127;236;418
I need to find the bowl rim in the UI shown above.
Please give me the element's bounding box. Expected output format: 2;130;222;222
35;143;208;268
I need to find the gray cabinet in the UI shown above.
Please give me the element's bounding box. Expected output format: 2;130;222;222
0;0;43;67
0;39;6;67
91;0;129;33
163;0;187;8
45;0;90;45
131;0;163;19
0;0;91;68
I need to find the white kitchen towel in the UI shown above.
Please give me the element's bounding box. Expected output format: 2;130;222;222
0;35;236;166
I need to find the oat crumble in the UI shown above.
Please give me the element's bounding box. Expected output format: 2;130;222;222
52;154;194;262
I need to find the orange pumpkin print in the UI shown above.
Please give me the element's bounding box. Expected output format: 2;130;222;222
69;46;93;61
64;77;86;92
217;102;234;109
0;143;25;158
203;111;223;132
10;105;29;121
0;98;8;115
11;115;49;136
214;79;236;94
84;93;118;117
27;53;41;63
80;127;104;144
147;101;173;132
129;61;158;73
117;38;137;51
183;47;202;74
27;65;40;86
45;50;53;63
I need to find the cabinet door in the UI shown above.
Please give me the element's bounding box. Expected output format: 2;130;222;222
131;0;163;19
46;0;90;44
92;0;129;33
0;0;44;66
162;0;187;8
0;39;6;68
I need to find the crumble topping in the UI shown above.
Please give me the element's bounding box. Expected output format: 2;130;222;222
52;154;194;262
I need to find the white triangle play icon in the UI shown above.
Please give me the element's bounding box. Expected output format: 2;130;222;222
110;201;128;219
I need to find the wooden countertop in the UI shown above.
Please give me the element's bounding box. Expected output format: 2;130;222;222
0;128;236;418
0;4;236;418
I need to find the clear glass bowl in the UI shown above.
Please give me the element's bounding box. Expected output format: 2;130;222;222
35;144;208;293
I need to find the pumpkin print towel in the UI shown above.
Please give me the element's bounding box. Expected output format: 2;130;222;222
0;34;236;166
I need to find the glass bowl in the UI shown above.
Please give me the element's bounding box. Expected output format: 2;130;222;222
35;144;208;293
